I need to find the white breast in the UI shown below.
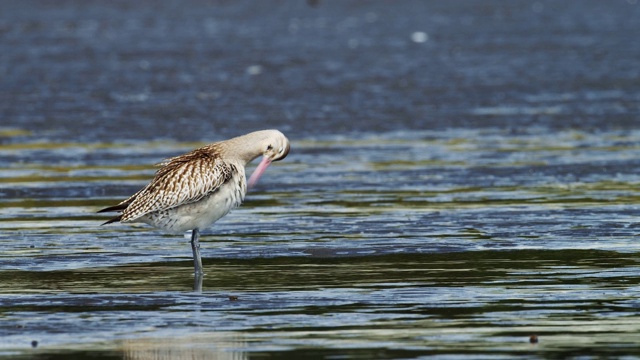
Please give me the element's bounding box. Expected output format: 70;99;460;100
138;172;246;234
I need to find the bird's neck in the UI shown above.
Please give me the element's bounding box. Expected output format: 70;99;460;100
208;131;269;165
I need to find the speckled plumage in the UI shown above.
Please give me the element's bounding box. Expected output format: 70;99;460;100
98;129;290;274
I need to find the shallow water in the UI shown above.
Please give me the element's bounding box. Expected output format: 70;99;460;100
2;0;640;359
3;129;640;359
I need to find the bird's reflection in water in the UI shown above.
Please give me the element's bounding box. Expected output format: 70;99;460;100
121;333;247;360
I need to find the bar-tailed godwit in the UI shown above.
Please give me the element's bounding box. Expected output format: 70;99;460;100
98;129;290;275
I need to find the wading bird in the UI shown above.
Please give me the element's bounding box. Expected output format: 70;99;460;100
98;129;290;275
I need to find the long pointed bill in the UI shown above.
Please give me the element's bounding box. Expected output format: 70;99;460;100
247;156;272;189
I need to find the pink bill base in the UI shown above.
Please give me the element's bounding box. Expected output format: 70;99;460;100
247;156;272;189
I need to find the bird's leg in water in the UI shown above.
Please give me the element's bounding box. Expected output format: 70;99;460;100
191;228;204;276
193;272;203;293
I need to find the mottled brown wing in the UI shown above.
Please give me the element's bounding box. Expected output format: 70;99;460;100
120;150;234;222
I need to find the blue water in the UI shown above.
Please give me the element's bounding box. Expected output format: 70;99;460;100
2;1;640;359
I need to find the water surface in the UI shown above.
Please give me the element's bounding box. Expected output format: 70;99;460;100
2;0;640;359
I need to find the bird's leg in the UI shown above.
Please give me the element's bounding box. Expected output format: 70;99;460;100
193;272;203;293
190;228;204;276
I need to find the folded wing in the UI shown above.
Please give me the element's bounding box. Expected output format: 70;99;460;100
100;148;235;223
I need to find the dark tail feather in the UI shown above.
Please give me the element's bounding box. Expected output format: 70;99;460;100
101;215;123;226
98;203;128;225
97;203;128;213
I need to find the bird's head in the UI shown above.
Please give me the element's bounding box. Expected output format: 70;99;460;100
246;130;290;188
262;132;290;162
